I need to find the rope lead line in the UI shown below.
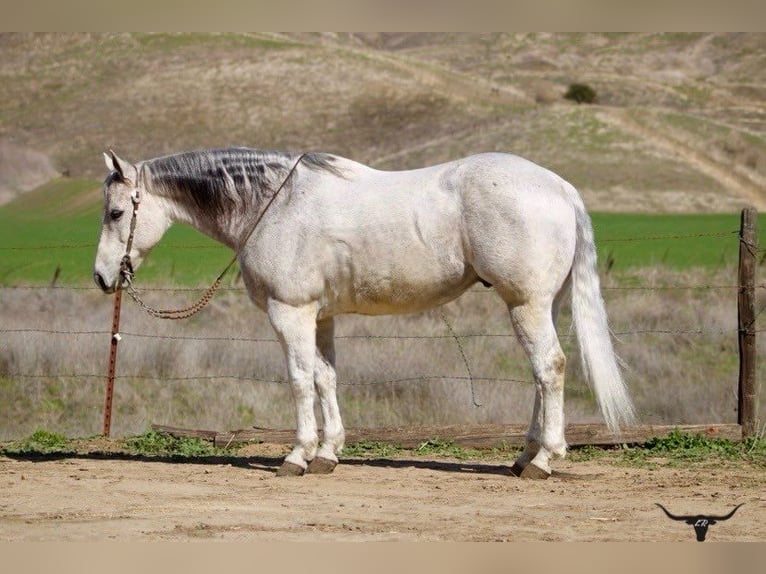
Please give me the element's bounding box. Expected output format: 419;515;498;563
120;154;306;320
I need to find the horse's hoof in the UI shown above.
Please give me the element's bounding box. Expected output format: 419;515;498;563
306;456;338;475
275;461;305;477
519;462;551;480
510;461;526;477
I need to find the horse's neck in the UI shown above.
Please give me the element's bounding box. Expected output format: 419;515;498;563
147;179;249;251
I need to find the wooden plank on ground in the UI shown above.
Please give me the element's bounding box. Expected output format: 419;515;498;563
153;422;743;450
151;424;218;441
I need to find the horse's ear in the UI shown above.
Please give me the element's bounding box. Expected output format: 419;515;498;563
104;150;137;184
104;151;117;173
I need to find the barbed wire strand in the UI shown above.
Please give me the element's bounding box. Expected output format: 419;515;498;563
599;230;738;242
2;283;762;293
0;326;746;340
2;372;535;387
0;229;740;251
0;243;227;251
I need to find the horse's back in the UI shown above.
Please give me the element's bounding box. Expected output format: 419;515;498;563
362;152;579;303
250;152;579;313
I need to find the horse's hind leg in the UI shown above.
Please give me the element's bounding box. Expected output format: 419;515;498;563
508;300;567;478
307;317;345;474
267;299;320;476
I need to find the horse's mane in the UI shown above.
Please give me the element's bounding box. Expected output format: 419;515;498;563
145;147;342;218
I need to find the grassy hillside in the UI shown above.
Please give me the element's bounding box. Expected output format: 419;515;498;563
0;33;764;212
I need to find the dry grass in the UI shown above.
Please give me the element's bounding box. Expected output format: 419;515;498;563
1;266;762;439
0;141;59;205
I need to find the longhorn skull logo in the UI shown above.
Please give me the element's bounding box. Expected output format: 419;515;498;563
655;503;744;541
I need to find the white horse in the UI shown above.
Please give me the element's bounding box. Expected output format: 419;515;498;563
94;147;634;478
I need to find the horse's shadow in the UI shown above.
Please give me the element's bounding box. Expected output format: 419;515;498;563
2;451;584;479
340;457;515;476
2;450;279;471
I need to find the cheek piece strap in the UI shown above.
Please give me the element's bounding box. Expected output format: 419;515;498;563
118;185;141;287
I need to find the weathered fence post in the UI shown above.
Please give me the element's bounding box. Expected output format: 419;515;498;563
738;207;758;438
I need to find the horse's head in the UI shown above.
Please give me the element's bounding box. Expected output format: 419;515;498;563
93;151;171;293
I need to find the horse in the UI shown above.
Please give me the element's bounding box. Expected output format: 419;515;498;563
94;147;635;479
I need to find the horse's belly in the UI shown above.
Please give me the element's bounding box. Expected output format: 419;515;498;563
335;250;477;316
340;282;474;316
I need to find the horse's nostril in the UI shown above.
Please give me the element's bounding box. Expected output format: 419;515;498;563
94;272;108;292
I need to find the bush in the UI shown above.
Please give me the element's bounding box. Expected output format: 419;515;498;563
564;83;597;104
5;429;71;454
120;430;221;457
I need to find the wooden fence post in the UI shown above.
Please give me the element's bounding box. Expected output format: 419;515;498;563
738;207;758;438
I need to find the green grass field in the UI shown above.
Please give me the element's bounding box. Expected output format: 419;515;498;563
591;212;746;271
0;178;234;286
0;178;757;286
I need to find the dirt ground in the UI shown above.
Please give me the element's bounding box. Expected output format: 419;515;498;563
0;444;763;542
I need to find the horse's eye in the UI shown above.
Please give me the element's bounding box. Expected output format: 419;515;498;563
110;209;124;221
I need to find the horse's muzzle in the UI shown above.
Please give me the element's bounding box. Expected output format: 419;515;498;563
93;271;116;294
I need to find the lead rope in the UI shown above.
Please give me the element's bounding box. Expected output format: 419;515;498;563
120;153;306;320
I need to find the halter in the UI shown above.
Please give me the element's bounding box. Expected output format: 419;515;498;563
117;153;306;319
117;167;143;289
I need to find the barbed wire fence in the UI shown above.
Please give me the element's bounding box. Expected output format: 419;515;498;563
0;208;761;444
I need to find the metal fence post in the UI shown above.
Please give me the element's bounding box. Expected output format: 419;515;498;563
103;289;124;436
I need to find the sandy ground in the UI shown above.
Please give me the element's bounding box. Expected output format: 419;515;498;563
0;445;763;542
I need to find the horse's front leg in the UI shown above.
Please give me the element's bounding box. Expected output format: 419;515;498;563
307;317;345;474
267;299;319;477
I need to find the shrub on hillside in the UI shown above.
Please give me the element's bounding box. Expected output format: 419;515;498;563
564;83;597;104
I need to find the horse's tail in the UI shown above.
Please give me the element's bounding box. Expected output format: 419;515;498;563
565;181;635;433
